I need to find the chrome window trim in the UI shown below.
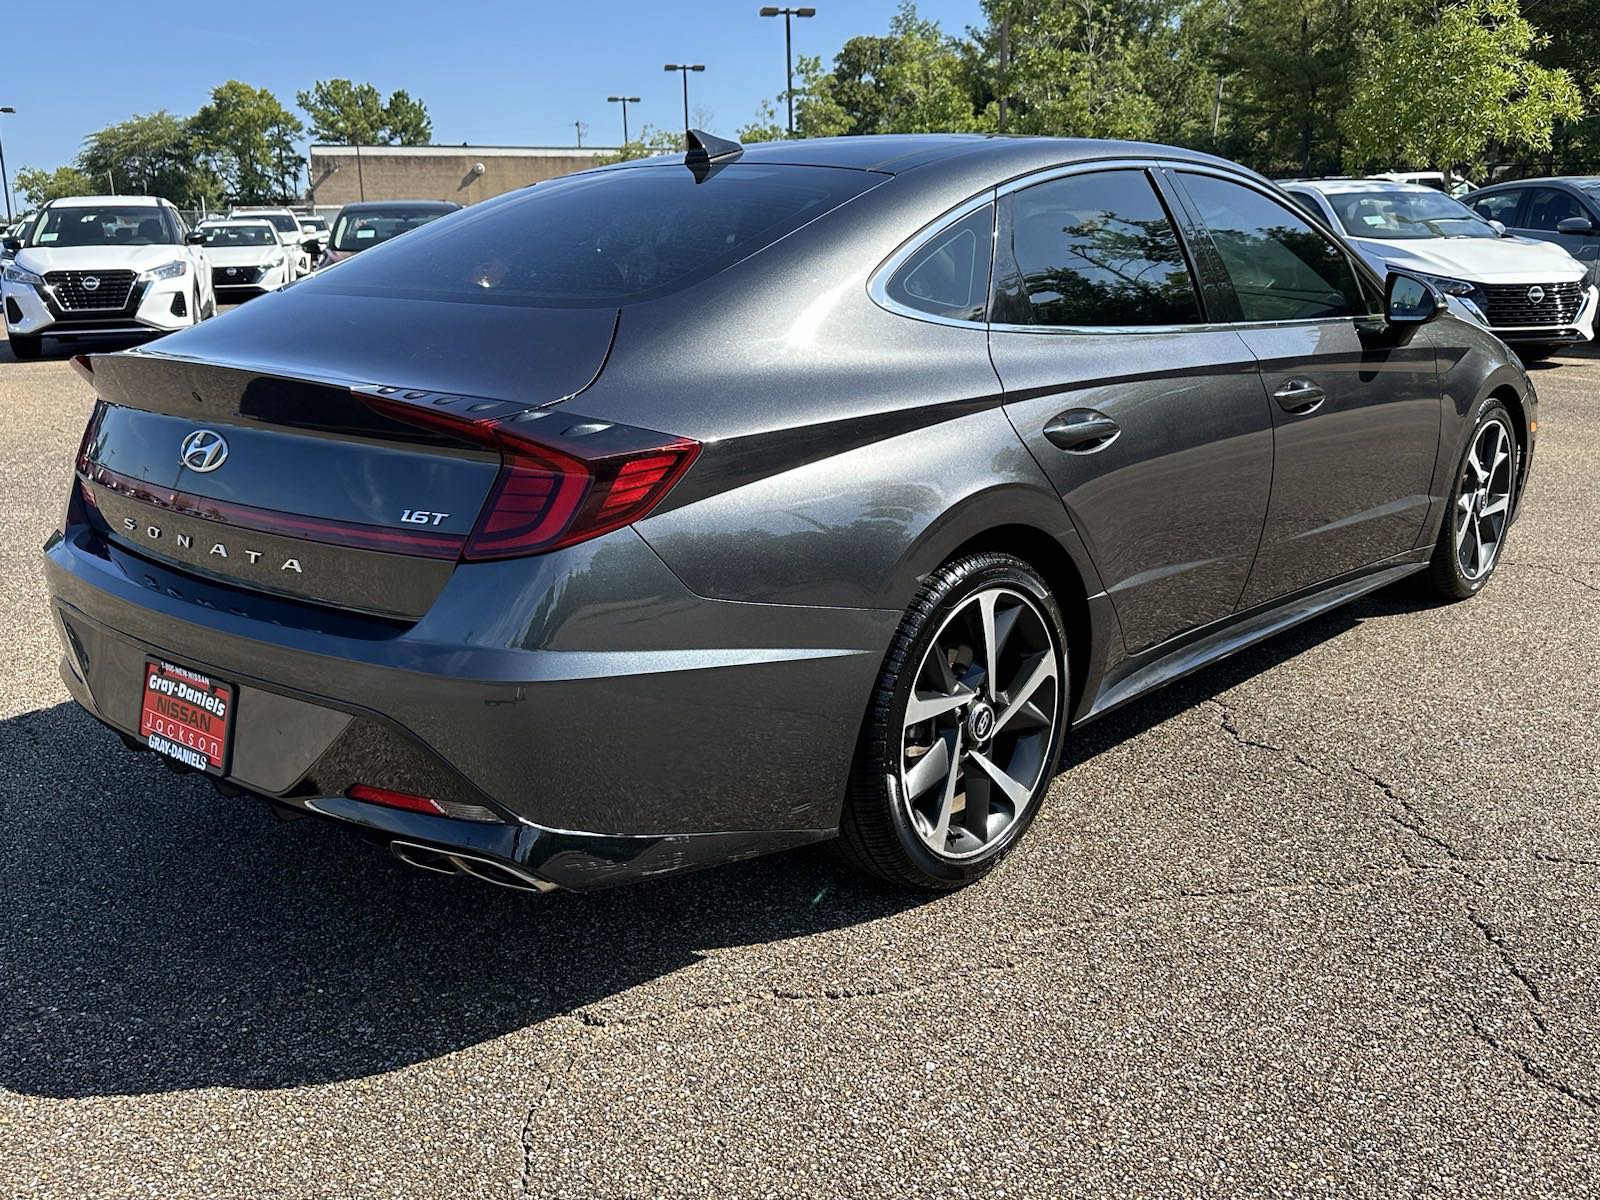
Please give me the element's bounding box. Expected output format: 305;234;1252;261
869;156;1382;336
867;189;998;330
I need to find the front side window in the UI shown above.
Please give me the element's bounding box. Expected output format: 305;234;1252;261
885;204;993;322
1179;173;1365;322
1524;188;1587;231
29;205;176;248
1471;191;1524;225
1002;169;1201;327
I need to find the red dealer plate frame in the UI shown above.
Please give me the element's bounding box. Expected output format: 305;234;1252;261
138;659;235;775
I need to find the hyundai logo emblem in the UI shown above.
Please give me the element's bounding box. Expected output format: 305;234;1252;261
1527;285;1546;305
179;429;229;473
82;276;100;292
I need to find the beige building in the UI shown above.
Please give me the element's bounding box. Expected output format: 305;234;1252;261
307;144;619;208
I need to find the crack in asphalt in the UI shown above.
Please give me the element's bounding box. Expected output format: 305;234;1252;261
1468;1015;1599;1114
1468;912;1549;1033
1207;697;1600;1119
518;695;1598;1182
1502;559;1600;594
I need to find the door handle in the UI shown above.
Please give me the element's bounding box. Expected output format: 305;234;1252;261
1044;409;1121;453
1272;379;1326;414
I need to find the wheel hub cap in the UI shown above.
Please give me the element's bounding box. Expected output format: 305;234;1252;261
966;700;997;743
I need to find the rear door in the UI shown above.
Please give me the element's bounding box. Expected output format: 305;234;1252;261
1167;168;1441;609
988;165;1274;655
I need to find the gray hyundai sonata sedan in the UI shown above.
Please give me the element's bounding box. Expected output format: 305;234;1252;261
44;133;1534;893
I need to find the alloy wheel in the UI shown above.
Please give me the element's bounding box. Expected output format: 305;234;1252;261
900;586;1062;861
1454;417;1514;582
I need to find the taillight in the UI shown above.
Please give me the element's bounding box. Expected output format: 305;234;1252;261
75;400;107;475
359;390;699;560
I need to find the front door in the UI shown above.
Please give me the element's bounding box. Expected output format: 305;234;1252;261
987;167;1275;655
1169;169;1442;609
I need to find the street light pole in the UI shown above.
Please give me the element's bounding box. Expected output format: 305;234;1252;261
759;7;815;137
607;95;641;145
0;107;15;223
663;64;705;141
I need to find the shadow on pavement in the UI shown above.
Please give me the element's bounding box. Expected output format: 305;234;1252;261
0;583;1427;1099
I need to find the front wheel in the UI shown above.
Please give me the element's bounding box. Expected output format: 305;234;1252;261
1425;399;1519;601
838;552;1069;889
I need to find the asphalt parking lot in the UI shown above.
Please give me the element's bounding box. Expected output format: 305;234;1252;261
2;329;1599;1199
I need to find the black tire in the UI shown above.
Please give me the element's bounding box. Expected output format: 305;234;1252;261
1425;398;1519;602
8;333;42;360
837;552;1070;889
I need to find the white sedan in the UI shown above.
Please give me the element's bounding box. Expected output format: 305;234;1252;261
197;218;295;300
2;195;214;359
1282;179;1597;359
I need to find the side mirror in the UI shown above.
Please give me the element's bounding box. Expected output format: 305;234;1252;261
1556;215;1595;235
185;230;206;244
2;237;20;253
302;236;321;251
1489;219;1507;236
1386;272;1447;327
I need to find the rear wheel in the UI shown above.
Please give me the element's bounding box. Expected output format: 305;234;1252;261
1425;399;1518;601
8;333;41;360
838;552;1069;889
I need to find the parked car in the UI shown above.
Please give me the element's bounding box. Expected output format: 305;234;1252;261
197;218;295;300
0;213;35;263
3;195;215;359
319;200;461;267
227;206;318;277
48;134;1535;893
1465;177;1600;329
1371;170;1476;198
1283;178;1596;359
297;214;331;255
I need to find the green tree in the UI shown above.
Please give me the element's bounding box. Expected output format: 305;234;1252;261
191;81;305;203
981;0;1160;139
297;79;434;146
14;165;95;208
77;112;205;203
598;125;687;163
1212;0;1369;176
1341;0;1583;174
383;89;433;145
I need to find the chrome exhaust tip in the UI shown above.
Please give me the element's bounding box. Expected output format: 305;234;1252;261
389;839;557;893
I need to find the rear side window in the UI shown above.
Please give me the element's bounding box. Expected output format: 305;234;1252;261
1471;190;1524;225
1000;170;1201;327
885;204;993;322
1179;172;1366;322
302;163;882;308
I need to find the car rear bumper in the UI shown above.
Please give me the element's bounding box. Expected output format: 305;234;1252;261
43;517;896;888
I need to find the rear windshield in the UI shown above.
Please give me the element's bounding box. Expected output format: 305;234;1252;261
330;207;454;251
300;163;881;307
30;205;176;247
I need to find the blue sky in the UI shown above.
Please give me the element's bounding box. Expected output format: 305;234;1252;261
2;0;985;176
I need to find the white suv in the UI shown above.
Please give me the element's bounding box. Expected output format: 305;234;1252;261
197;218;295;299
2;195;215;360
